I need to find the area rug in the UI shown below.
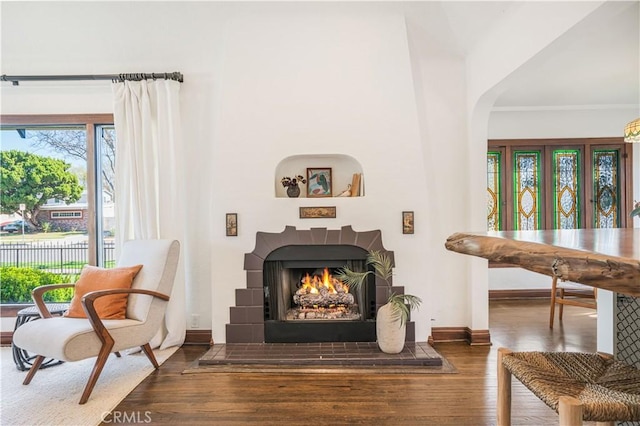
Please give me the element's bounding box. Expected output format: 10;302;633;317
0;345;178;426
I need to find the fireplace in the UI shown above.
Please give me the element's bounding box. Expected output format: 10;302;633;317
225;226;415;343
263;244;377;342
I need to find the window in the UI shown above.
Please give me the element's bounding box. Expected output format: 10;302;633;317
487;138;633;231
51;211;83;218
0;115;116;303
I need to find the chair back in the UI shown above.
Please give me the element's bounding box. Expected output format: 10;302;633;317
117;239;180;322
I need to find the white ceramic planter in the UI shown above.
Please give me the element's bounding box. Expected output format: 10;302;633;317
376;302;406;354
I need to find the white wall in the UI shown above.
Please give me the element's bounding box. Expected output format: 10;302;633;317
404;3;473;329
489;107;639;140
207;3;434;341
1;2;635;345
2;2;456;342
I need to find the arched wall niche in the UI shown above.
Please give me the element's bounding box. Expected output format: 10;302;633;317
274;154;364;198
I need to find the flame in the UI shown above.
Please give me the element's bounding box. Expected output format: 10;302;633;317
322;268;335;292
300;268;343;294
301;273;318;294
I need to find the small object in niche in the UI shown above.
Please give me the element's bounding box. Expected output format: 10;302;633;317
402;211;414;234
281;175;306;198
287;185;300;198
350;173;361;197
226;213;238;236
336;184;352;197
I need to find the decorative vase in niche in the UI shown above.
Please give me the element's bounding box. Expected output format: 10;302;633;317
287;185;301;198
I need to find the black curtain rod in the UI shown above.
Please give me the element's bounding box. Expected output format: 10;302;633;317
1;72;184;86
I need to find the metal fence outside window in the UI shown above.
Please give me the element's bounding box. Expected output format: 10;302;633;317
0;242;115;275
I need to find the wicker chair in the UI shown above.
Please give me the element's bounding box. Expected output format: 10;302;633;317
497;347;640;426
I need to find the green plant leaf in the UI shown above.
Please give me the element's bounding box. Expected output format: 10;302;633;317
630;205;640;218
388;293;423;325
367;250;393;283
334;268;371;292
387;296;409;323
336;250;422;326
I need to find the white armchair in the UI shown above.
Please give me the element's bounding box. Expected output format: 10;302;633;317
13;239;180;404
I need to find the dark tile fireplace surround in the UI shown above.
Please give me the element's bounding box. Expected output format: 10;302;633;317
225;226;415;344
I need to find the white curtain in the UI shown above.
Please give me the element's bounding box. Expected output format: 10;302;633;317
112;79;186;349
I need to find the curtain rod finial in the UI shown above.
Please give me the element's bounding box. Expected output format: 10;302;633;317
1;75;19;85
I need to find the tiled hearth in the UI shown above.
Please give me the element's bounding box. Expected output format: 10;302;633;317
198;342;443;367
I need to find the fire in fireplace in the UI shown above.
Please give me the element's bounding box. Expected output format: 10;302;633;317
288;267;360;321
263;244;377;343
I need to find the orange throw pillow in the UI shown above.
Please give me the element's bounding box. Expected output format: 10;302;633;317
64;264;143;319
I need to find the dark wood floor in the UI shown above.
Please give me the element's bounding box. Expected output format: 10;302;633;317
104;299;597;425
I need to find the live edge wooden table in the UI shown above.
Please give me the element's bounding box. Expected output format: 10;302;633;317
445;228;640;367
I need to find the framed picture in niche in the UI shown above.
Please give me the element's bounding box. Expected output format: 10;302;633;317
402;211;414;234
307;168;332;198
226;213;238;236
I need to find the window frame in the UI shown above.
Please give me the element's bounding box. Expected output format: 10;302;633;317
0;114;115;265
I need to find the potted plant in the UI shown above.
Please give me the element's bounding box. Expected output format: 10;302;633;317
335;250;421;354
281;175;306;198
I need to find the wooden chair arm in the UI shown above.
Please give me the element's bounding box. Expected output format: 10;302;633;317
81;289;171;347
597;351;614;360
82;288;170;305
31;283;76;318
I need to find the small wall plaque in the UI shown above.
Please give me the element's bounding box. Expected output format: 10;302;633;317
402;211;414;234
226;213;238;236
299;206;337;219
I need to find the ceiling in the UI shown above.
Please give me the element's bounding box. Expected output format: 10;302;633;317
441;1;639;110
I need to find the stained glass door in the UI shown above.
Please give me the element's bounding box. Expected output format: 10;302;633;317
487;140;629;231
552;150;580;229
593;150;620;228
487;152;502;231
513;151;541;230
